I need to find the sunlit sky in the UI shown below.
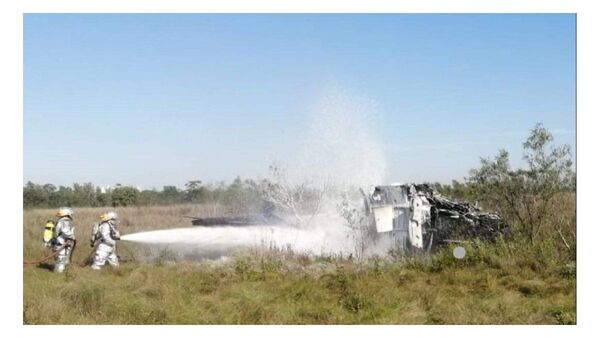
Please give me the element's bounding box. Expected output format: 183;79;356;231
24;14;575;189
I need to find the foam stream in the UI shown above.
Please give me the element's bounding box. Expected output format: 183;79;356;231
121;215;355;257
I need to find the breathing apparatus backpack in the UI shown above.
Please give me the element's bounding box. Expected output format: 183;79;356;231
43;220;55;245
90;222;100;246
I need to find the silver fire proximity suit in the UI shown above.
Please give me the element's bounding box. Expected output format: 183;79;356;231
91;220;121;270
52;216;75;273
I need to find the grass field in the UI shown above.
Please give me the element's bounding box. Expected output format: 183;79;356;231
22;204;576;324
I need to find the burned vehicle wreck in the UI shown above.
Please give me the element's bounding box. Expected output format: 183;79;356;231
365;184;508;251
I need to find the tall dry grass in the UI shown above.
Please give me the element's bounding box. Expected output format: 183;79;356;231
23;251;575;324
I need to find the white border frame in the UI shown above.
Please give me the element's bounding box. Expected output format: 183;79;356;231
3;1;598;337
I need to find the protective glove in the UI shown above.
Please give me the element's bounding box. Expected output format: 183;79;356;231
111;228;121;240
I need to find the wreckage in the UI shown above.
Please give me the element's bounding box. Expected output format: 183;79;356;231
187;214;281;226
365;184;508;251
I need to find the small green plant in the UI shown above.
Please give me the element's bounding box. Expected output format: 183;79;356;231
234;257;252;280
550;309;576;325
153;247;178;266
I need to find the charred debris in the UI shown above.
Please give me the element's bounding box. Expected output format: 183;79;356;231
366;183;508;251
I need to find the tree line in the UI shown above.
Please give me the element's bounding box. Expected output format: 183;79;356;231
23;177;264;209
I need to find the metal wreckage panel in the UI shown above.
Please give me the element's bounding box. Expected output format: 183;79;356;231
368;184;508;250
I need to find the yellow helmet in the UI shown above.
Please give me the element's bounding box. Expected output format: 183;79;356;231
56;207;74;218
100;211;118;222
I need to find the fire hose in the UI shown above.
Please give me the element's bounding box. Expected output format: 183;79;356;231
25;239;130;268
80;238;130;267
81;241;100;267
23;239;77;266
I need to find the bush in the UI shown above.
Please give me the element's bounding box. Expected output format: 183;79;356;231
111;186;140;207
468;123;575;247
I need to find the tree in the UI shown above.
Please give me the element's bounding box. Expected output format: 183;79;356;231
185;180;206;203
111;186;139;207
96;187;110;207
23;181;46;208
139;189;160;205
57;186;78;207
161;186;182;204
259;164;325;225
74;182;97;207
468;123;575;245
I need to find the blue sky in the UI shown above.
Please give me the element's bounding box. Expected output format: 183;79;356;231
24;14;575;188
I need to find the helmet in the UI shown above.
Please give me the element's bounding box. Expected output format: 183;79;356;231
101;211;118;222
56;207;74;218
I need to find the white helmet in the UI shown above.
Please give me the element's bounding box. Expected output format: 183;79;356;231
56;207;74;218
101;211;118;222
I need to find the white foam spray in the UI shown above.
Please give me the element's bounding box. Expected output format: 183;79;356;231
291;87;386;188
122;88;389;259
121;214;355;259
